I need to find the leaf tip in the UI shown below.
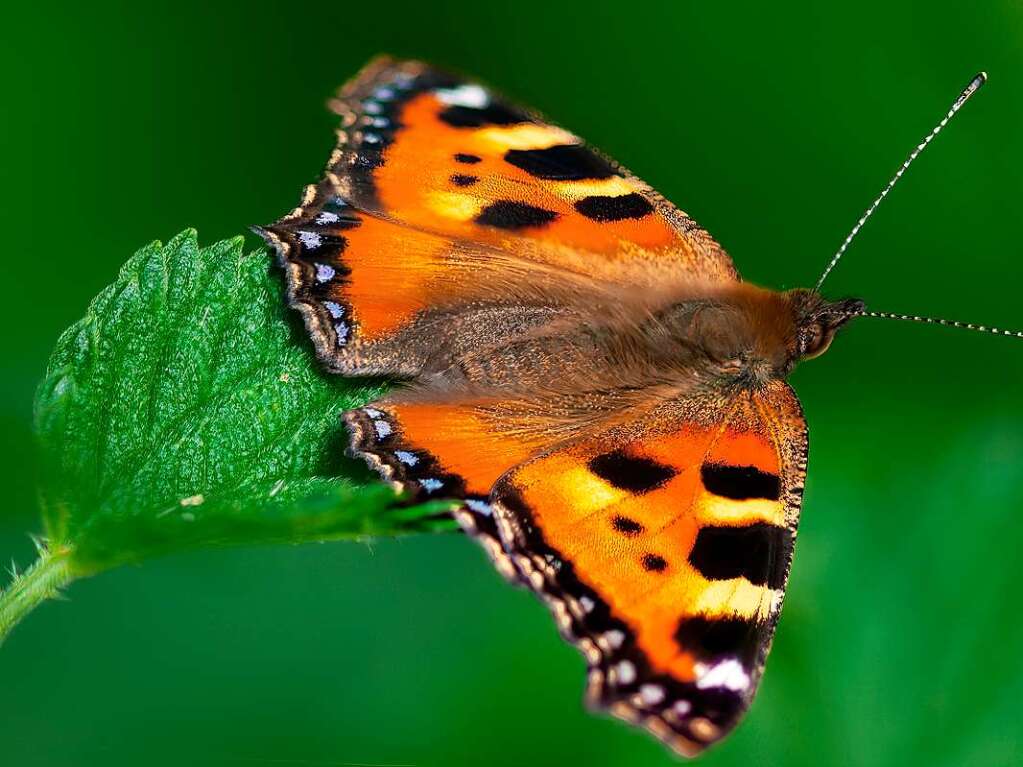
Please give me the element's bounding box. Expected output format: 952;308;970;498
161;228;200;254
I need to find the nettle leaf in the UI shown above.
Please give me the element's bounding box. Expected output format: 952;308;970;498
30;230;455;577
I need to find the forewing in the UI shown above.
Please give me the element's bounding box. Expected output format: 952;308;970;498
324;57;735;278
257;57;737;377
490;381;808;756
258;182;567;376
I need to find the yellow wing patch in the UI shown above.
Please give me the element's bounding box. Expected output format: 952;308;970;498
491;383;807;756
325;58;738;281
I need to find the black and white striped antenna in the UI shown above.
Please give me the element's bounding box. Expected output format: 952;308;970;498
816;72;1023;340
814;72;987;291
844;309;1023;340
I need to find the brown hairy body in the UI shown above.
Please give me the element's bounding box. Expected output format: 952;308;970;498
392;280;861;444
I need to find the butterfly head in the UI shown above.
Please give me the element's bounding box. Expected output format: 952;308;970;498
682;286;863;387
787;290;865;362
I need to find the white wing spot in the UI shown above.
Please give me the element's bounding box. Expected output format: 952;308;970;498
579;596;595;614
614;660;636;686
324;301;344;319
299;231;322;249
334;322;350;343
604;629;625;649
695;658;750;692
771;589;785;614
315;263;335;283
435;83;490;109
673;699;692;717
640;684;665;705
465;499;492;516
373;419;392;439
316;211;340;224
363;408;384;418
394;450;419;466
420;478;444;493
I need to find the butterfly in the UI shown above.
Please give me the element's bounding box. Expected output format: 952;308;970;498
255;57;988;756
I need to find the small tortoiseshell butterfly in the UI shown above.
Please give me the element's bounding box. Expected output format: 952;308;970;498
256;58;999;756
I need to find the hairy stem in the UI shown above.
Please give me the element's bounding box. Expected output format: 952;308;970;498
0;545;75;646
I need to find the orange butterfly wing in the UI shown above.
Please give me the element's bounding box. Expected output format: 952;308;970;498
344;395;554;580
257;58;736;376
490;382;807;756
325;58;734;267
345;382;807;756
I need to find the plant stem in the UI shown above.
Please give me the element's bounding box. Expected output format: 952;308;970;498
0;546;75;646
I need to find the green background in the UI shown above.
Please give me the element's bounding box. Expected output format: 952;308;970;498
3;2;1022;765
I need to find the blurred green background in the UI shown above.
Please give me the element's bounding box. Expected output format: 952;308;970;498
3;2;1022;765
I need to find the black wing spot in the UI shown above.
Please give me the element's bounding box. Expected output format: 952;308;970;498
588;450;676;493
504;145;615;180
611;515;644;536
574;192;654;222
454;153;482;164
688;524;792;589
701;463;780;501
674;615;761;666
450;174;478;187
439;102;528;128
475;201;558;230
641;553;668;572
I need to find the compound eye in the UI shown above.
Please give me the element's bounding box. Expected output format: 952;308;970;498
799;323;836;360
799;325;821;355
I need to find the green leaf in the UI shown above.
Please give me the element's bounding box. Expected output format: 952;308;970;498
2;230;454;643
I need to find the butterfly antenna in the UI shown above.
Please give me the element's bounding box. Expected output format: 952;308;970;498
838;309;1023;339
814;72;987;291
